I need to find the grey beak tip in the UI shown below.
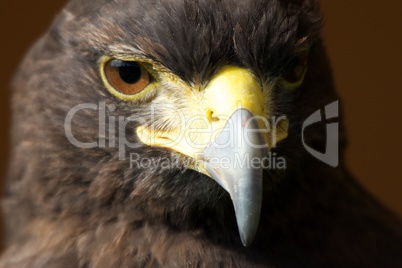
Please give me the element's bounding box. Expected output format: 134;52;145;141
240;232;255;247
235;199;261;247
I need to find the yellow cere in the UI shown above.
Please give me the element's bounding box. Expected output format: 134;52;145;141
201;66;265;121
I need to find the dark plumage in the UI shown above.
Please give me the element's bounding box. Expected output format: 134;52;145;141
1;0;401;267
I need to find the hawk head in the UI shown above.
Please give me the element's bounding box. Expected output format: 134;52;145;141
6;0;339;248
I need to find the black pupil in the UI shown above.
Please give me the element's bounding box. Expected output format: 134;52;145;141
112;60;142;84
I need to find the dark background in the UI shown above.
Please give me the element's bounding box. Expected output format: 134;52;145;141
1;0;401;236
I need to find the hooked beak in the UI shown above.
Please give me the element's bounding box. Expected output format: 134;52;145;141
202;108;266;246
137;66;288;246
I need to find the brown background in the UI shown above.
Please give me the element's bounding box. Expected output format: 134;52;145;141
0;0;401;230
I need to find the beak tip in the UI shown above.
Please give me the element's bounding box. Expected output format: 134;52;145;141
235;208;260;247
240;233;255;247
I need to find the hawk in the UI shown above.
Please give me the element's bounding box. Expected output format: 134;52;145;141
1;0;401;267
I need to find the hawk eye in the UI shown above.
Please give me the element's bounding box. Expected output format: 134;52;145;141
104;59;152;95
282;51;308;86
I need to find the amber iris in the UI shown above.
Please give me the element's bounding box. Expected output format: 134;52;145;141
105;59;151;95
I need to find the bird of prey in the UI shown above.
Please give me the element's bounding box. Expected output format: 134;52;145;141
1;0;401;267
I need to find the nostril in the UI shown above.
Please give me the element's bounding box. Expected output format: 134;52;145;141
206;109;219;122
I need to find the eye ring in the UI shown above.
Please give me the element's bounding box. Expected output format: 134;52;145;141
281;51;309;87
100;58;156;101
